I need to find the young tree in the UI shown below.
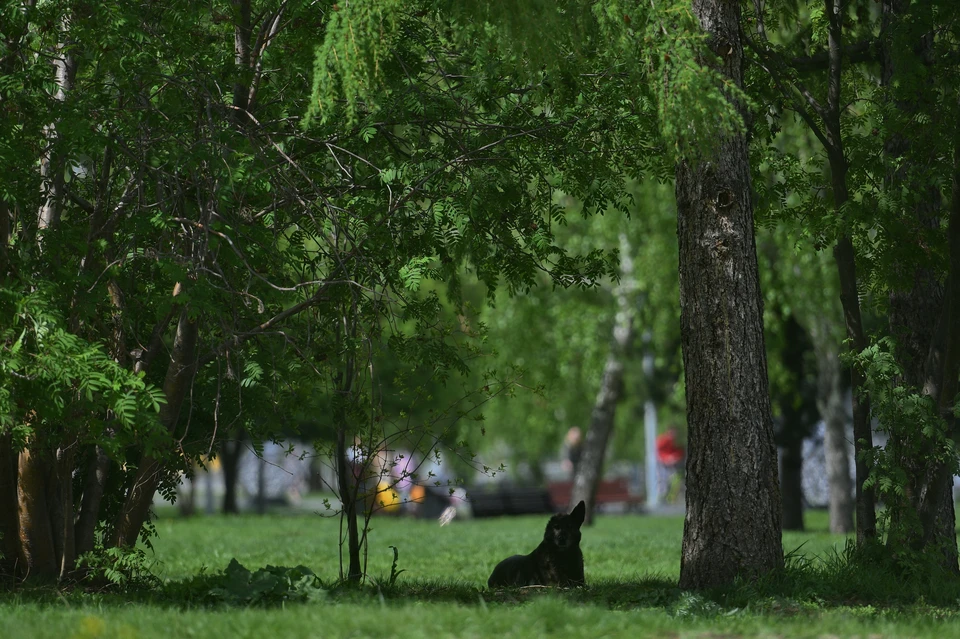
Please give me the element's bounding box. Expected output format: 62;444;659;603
571;234;636;525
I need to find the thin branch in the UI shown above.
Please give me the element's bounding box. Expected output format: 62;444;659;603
789;39;876;71
743;34;832;151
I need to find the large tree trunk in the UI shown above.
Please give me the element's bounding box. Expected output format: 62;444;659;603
8;5;82;583
571;235;635;525
674;0;783;590
112;307;199;547
11;438;79;580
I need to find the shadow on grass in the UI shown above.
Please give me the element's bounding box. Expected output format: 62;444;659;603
5;540;960;617
0;571;682;610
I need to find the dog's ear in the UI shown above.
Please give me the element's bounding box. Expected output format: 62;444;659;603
571;500;586;526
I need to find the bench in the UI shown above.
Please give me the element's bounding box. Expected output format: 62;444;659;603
547;478;644;513
466;486;554;518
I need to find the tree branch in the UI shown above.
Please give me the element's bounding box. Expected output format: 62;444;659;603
789;40;877;71
198;274;342;367
742;33;831;150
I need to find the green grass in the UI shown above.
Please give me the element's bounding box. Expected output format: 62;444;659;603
3;510;960;638
145;508;849;584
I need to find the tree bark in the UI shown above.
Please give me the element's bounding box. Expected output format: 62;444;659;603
75;446;110;556
675;0;783;590
571;235;635;525
16;450;57;580
112;307;199;547
36;14;78;236
48;446;76;579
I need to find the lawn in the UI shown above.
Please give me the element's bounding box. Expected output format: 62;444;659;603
2;509;959;638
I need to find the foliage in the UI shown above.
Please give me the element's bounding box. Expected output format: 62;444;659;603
2;0;959;589
76;544;160;591
747;0;960;555
0;287;164;451
313;0;749;158
470;180;684;471
847;337;957;544
1;0;663;579
206;559;326;606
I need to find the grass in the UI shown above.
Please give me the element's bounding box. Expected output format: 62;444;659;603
3;509;960;638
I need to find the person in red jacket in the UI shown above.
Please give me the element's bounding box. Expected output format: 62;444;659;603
656;427;686;502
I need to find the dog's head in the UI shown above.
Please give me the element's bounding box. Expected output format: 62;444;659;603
543;500;585;551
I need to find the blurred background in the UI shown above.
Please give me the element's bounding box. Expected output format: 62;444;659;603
163;178;872;534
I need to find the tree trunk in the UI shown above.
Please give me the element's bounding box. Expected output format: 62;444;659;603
880;0;957;569
779;440;804;532
48;446;76;579
911;140;960;569
75;446;110;556
221;436;243;514
822;0;876;543
112;307;199;547
831;159;876;546
336;427;362;582
674;0;783;590
571;235;635;525
811;327;854;534
36;14;78;236
0;201;9;278
0;433;20;575
776;315;813;532
16;450;57;580
256;453;267;515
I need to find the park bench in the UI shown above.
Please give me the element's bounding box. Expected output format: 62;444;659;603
466;486;554;518
547;477;644;513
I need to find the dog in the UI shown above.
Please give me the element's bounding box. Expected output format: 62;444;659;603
487;500;586;588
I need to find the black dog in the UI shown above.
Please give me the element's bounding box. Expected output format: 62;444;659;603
487;500;586;588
